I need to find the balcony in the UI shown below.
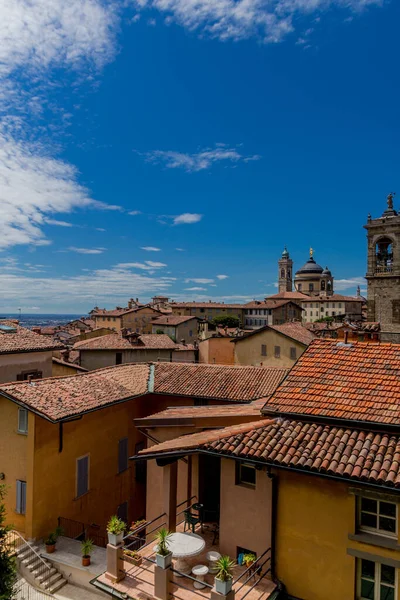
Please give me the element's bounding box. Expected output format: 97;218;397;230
93;504;277;600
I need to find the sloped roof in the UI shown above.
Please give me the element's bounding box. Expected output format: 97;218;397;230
153;362;289;401
262;339;400;425
73;333;178;351
152;316;198;326
243;299;301;309
138;418;400;490
0;364;151;421
0;321;63;355
232;322;315;347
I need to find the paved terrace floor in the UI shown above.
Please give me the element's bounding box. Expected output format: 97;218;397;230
95;523;276;600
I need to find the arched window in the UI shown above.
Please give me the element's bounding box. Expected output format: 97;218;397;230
288;270;291;279
321;280;326;291
309;283;314;292
376;237;394;273
298;283;302;291
327;281;332;292
281;269;285;278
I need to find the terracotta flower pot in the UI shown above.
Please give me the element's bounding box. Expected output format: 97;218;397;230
46;544;55;554
82;556;91;567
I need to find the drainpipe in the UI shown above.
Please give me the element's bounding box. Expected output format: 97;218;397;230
267;468;278;580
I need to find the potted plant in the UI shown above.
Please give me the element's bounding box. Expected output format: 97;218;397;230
215;555;235;595
124;549;142;566
81;539;94;567
243;553;256;568
107;515;126;546
130;519;147;532
154;528;172;569
44;526;63;554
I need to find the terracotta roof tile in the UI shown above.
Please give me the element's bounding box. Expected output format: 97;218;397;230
0;320;63;354
170;302;244;309
135;401;263;425
153;363;289;402
139;418;400;489
0;363;150;421
234;323;315;346
73;333;178;351
152;316;198;326
262;340;400;425
243;300;301;309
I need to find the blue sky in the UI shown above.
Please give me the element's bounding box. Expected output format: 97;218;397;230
0;0;398;313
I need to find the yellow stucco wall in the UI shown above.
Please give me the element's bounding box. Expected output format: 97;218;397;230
122;308;160;334
275;469;400;600
94;315;121;331
0;351;53;384
52;362;85;377
0;397;30;533
198;337;235;365
219;458;272;559
234;329;305;367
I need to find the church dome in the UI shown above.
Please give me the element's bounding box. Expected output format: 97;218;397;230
322;266;332;276
295;256;324;276
281;246;289;259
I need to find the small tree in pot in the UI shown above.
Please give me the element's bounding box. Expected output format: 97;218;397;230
215;555;235;595
44;526;63;554
154;528;172;569
81;539;94;567
107;515;126;546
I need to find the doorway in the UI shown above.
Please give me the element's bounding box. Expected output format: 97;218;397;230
198;454;221;523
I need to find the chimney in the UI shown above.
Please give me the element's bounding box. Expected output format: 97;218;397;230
344;330;349;344
180;338;186;346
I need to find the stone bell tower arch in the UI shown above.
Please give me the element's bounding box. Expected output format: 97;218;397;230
278;247;293;293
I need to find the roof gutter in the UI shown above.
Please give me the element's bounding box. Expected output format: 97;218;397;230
131;447;400;495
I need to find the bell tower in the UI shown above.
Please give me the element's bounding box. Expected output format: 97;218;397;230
278;247;293;293
364;193;400;342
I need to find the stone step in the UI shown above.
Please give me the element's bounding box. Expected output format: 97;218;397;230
43;572;63;590
36;567;57;583
23;554;43;568
48;578;68;594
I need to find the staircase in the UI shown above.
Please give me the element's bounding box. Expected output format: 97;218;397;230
9;531;68;594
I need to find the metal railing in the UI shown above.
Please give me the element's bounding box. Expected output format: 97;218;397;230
233;547;272;599
7;531;52;587
14;580;54;600
170;566;213;599
58;516;106;547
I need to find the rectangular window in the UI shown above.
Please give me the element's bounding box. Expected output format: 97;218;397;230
274;346;281;358
18;408;28;434
116;352;123;365
357;558;396;600
261;344;267;356
236;462;256;488
16;480;26;514
290;347;297;360
135;441;147;484
118;438;129;473
359;497;397;538
76;455;89;498
189;330;193;337
16;370;43;382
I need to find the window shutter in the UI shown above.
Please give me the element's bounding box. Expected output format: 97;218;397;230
16;480;26;514
77;456;89;497
118;438;128;473
18;408;28;433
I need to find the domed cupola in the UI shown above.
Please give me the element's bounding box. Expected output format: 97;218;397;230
295;255;324;276
322;266;332;276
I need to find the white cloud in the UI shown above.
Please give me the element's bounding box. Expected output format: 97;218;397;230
174;213;203;225
68;247;105;254
144;145;261;172
185;287;207;291
185;278;214;284
128;210;142;216
0;126;123;250
134;0;383;44
141;246;161;251
216;274;229;280
116;261;167;271
175;248;185;251
0;0;118;79
46;219;74;227
334;277;366;291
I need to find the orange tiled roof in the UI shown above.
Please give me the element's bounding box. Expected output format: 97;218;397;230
153;362;289;401
135;401;263;426
152;315;198;326
243;299;301;309
51;357;88;372
267;291;309;301
73;333;178;351
262;339;400;425
138;418;400;489
0;364;150;421
233;322;315;347
0;321;63;355
170;302;244;309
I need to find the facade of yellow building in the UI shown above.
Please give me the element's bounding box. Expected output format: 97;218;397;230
93;306;161;334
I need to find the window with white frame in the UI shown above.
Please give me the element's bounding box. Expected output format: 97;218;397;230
359;497;397;538
357;558;396;600
17;408;28;434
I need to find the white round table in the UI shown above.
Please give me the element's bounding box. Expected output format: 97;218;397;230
155;532;205;575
